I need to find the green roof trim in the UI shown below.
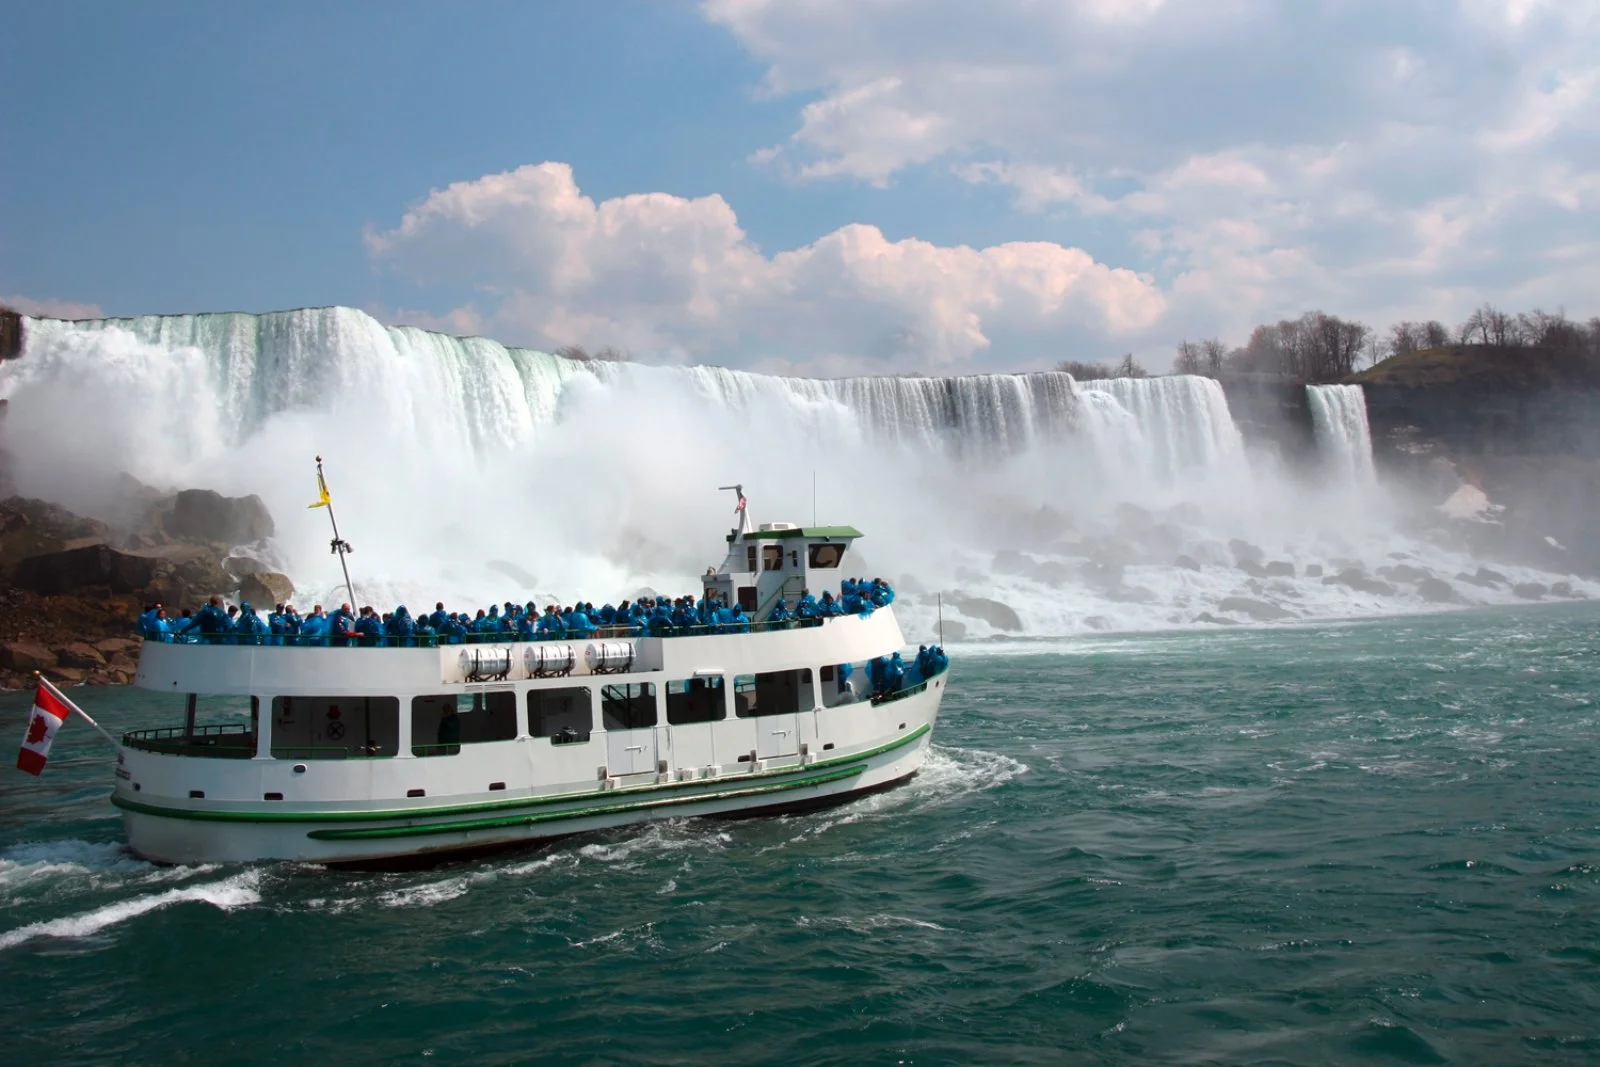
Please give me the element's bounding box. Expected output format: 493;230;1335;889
743;525;863;541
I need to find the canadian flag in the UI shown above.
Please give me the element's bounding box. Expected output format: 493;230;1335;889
17;682;72;776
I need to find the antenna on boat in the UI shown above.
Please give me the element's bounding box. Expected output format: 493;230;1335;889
310;456;358;609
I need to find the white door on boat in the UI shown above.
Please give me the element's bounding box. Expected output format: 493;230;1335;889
601;682;659;776
756;711;800;759
606;726;656;776
734;673;804;760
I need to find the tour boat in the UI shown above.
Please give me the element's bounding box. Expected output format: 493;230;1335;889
109;514;949;865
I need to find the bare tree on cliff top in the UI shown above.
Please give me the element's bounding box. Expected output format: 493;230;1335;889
1174;340;1202;376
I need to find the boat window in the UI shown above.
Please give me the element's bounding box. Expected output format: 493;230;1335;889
121;693;259;759
270;696;399;760
737;586;757;611
602;683;656;730
528;686;593;744
733;669;813;718
411;692;517;757
822;661;866;708
808;543;844;568
819;665;835;682
762;544;782;571
666;677;725;725
746;545;758;572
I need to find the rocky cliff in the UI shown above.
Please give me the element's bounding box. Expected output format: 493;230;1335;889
1352;346;1600;576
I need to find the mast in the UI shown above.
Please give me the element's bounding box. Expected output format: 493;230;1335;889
310;455;358;608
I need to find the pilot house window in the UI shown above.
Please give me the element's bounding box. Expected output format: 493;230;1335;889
808;543;844;568
762;544;782;571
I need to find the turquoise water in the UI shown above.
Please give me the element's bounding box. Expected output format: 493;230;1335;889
2;604;1598;1065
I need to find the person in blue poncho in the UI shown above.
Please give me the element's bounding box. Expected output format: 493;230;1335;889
869;578;894;607
385;605;416;646
535;606;560;639
819;590;842;617
769;598;792;628
328;603;357;646
569;605;597;639
444;613;468;644
180;595;231;643
137;603;163;640
836;661;856;701
354;606;383;646
727;604;751;633
414;614;437;646
796;590;820;621
299;605;329;644
881;651;905;697
235;602;269;645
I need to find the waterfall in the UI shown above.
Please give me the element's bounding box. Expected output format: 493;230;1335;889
0;307;1568;635
1306;384;1377;486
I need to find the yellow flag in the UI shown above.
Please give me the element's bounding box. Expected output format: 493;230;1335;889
308;470;331;509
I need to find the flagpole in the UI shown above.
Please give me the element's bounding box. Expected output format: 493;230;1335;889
314;456;358;609
35;673;121;751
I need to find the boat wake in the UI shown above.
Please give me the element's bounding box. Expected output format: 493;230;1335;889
0;869;260;952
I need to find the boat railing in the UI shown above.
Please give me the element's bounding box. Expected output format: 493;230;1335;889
122;724;256;758
139;616;839;649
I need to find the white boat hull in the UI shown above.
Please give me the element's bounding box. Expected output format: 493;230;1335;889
116;680;943;865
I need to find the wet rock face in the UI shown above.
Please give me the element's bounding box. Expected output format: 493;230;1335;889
0;308;21;362
950;595;1023;633
161;489;275;545
238;571;294;608
12;544;159;596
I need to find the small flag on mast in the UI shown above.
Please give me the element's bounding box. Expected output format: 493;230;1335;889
308;468;331;510
734;490;747;514
17;682;73;776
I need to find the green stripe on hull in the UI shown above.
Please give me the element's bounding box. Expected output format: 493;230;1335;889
307;763;870;841
111;723;932;826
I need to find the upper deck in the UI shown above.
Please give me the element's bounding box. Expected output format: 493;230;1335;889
135;608;909;698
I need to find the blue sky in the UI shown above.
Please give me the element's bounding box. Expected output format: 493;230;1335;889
4;1;1596;374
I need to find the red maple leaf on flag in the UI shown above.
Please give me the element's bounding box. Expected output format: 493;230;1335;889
25;714;49;745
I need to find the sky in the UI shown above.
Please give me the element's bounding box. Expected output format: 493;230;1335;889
2;0;1596;375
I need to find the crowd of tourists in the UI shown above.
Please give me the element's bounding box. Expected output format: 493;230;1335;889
135;577;898;647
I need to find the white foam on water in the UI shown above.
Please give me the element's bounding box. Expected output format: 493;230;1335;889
0;840;144;895
0;870;261;952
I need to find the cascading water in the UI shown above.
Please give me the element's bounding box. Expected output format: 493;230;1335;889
0;307;1584;637
1306;384;1378;486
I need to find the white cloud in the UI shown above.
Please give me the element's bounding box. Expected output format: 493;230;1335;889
368;163;1163;372
706;0;1600;346
3;294;105;319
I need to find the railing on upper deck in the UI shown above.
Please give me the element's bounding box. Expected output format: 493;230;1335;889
140;615;849;648
122;724;256;758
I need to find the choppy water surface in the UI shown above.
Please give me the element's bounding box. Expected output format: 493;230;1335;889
3;603;1598;1065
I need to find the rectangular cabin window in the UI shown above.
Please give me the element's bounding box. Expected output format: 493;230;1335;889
602;683;657;730
734;669;813;718
762;544;782;571
737;586;757;612
528;686;593;744
666;677;725;725
819;665;835;683
808;543;845;568
411;692;517;757
746;545;758;572
270;696;399;760
121;693;258;759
